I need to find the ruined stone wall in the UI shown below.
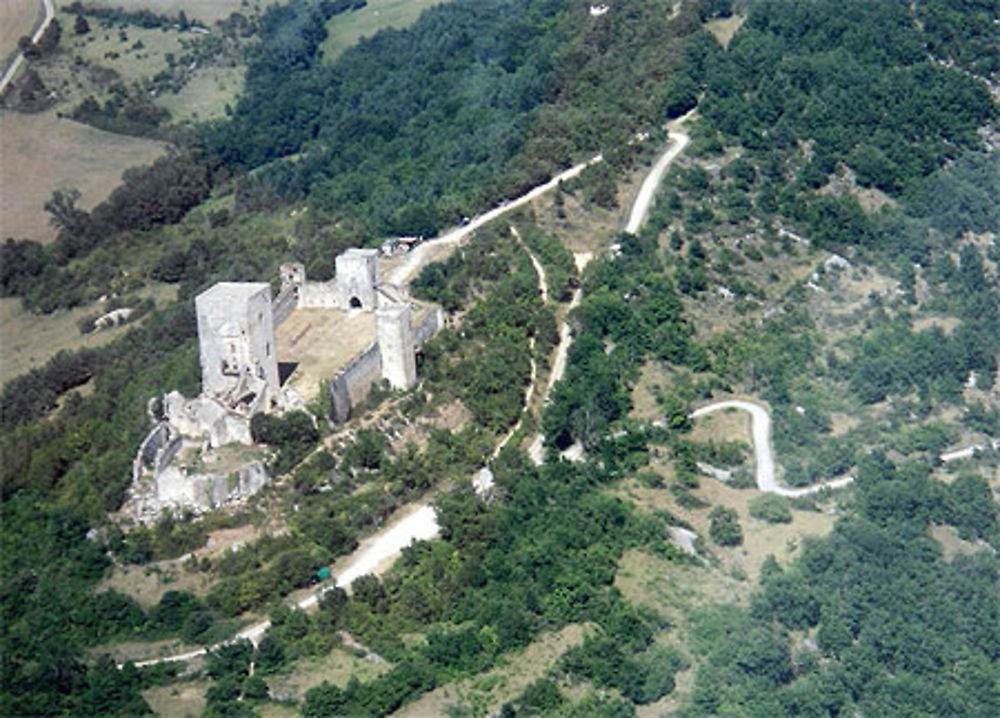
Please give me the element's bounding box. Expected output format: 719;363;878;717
328;342;382;423
298;281;340;309
413;306;444;347
273;287;299;326
156;435;183;475
133;422;171;482
135;460;270;524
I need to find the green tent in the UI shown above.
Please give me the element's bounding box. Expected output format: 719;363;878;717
317;567;332;582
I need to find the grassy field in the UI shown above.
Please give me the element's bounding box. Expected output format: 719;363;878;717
0;283;176;385
266;646;392;702
1;0;41;69
62;19;193;86
142;680;210;718
704;15;745;49
320;0;450;61
0;110;166;242
397;624;591;717
154;65;244;122
74;0;267;26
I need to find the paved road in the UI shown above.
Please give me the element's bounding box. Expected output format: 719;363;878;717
690;399;855;497
0;0;55;96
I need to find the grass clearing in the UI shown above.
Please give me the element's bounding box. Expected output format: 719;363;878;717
616;468;837;584
142;680;209;718
704;15;745;49
96;524;260;609
615;550;744;713
689;405;753;446
77;1;267;26
320;0;451;62
0;283;177;386
0;110;166;242
266;646;392;702
154;65;243;121
529;175;625;256
63;21;187;85
929;524;993;562
616;550;747;622
97;560;213;609
257;703;300;718
396;624;591;717
630;362;673;421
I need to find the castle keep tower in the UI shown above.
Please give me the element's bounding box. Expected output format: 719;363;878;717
335;248;378;309
376;303;417;390
195;283;279;407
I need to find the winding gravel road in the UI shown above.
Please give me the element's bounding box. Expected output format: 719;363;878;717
690;399;855;497
624;130;690;235
388;154;603;287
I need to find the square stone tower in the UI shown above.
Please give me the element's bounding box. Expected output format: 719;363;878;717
335;248;378;310
196;283;279;404
376;303;417;390
280;262;306;291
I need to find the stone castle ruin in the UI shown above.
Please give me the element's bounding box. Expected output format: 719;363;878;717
127;248;442;523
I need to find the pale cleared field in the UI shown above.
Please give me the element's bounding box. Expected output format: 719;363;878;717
617;475;837;584
266;647;391;701
704;15;745;48
0;283;176;385
1;0;42;68
321;0;450;61
155;65;244;121
689;406;752;446
63;21;188;86
71;0;266;25
0;111;165;242
142;681;209;718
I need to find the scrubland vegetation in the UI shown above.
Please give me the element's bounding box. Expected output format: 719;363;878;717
1;0;998;715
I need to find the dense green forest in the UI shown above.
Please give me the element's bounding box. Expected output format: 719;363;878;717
2;0;999;715
2;0;701;313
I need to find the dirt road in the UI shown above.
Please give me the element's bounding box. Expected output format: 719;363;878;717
624;130;690;235
388;154;603;286
690;399;855;497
